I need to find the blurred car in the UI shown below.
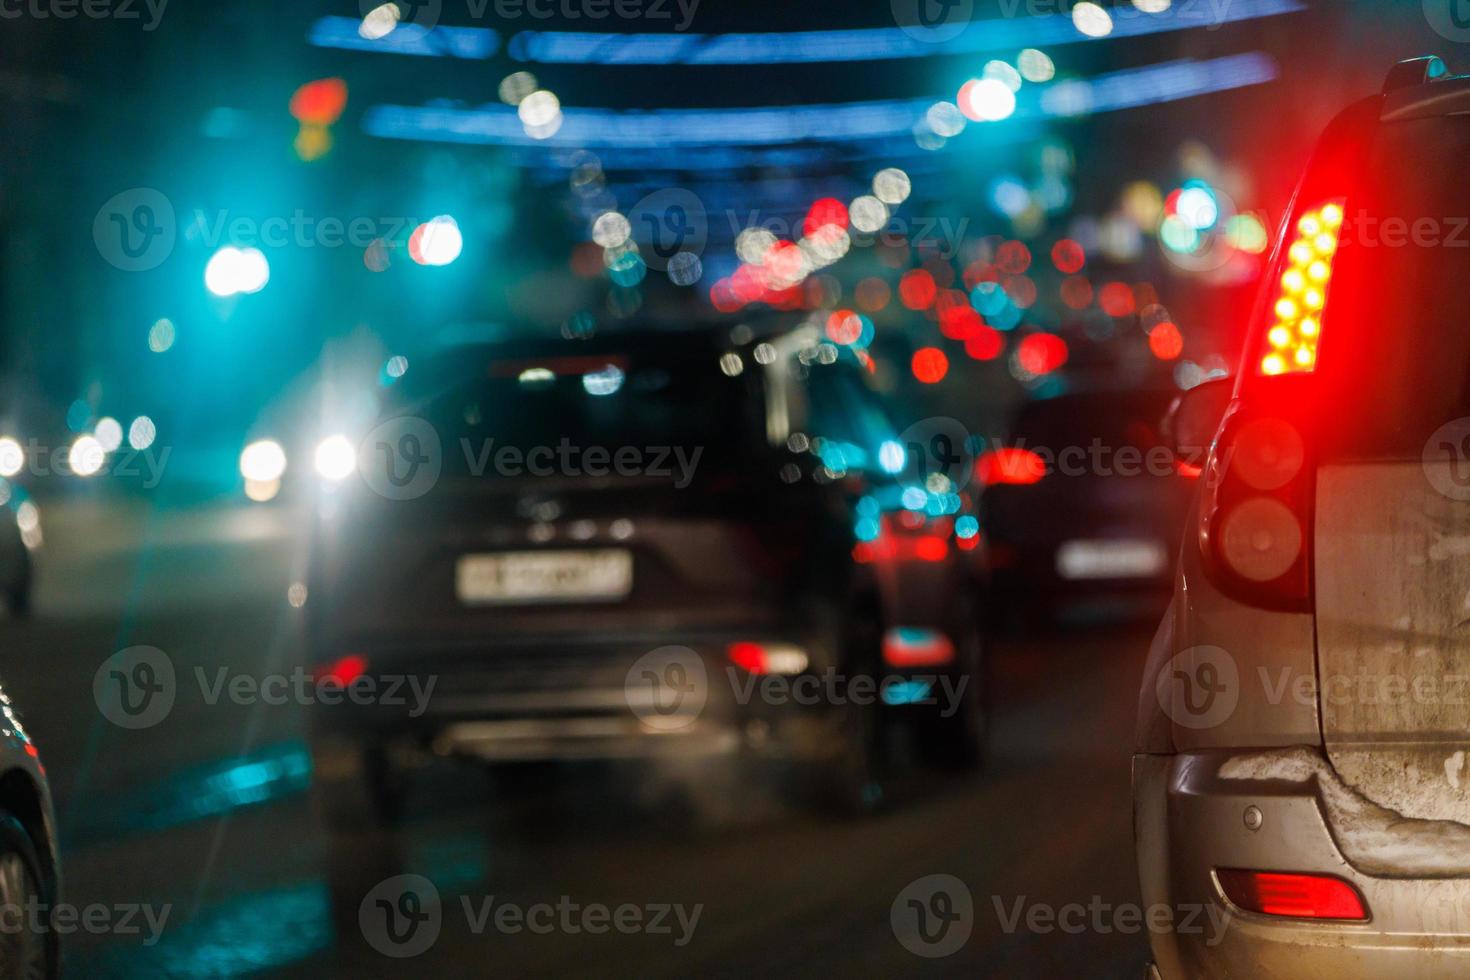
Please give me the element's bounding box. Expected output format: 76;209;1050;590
977;387;1191;625
1136;56;1470;978
0;690;59;978
304;321;987;828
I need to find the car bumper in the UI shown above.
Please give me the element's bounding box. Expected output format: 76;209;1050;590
308;630;849;765
1134;750;1470;979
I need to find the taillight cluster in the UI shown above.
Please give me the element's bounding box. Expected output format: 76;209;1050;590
1198;385;1315;610
1259;200;1344;376
1197;195;1346;608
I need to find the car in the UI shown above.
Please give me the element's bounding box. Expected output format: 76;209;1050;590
1135;56;1470;978
0;686;59;978
303;320;988;829
978;387;1191;627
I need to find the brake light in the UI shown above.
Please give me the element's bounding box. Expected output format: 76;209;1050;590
882;628;955;668
1216;869;1368;921
976;448;1045;486
314;653;367;685
726;642;808;675
1258;200;1343;376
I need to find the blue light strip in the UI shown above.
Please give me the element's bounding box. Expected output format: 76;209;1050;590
306;15;499;58
310;0;1302;65
361;53;1277;150
508;0;1303;64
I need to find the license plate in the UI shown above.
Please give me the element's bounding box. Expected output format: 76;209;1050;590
455;549;633;604
1055;539;1168;580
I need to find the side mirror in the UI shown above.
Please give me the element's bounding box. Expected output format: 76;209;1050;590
1163;377;1233;468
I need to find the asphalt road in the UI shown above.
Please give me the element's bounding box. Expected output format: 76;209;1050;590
0;495;1156;978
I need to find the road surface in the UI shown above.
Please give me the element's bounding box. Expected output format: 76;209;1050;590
0;495;1155;978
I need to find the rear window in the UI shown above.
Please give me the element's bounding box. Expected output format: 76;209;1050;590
1011;392;1172;453
394;354;768;480
1319;114;1470;458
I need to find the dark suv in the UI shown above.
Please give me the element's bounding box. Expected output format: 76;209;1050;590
304;321;987;827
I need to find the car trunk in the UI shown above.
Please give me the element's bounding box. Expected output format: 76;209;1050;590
1315;463;1470;823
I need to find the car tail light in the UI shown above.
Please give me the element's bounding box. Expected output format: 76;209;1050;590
1198;394;1315;609
1216;869;1368;921
976;448;1045;486
1258;200;1343;376
1197;197;1346;610
882;628;955;668
726;642;808;676
314;653;367;685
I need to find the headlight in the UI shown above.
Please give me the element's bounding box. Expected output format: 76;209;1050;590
0;438;24;479
239;440;287;483
314;434;357;482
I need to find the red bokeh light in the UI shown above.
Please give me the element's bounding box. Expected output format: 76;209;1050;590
1149;321;1184;360
899;269;938;310
939;303;983;340
911;347;950;384
965;326;1004;361
1099;282;1137;317
976;448;1046;486
804;198;849;237
290;78;349;126
826;309;863;346
1051;238;1086;274
1060;276;1093;310
996;240;1031;275
1016;333;1069;375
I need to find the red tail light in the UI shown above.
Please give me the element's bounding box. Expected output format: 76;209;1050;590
1198;197;1347;609
976;448;1045;486
882;628;955;668
1257;200;1344;376
726;642;808;676
1198;392;1315;610
1216;869;1368;921
314;653;367;685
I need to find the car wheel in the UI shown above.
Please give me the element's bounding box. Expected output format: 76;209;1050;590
818;612;886;817
919;617;990;771
0;812;55;980
309;740;404;833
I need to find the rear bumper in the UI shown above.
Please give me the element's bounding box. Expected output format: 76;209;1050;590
1134;750;1470;979
307;629;851;765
